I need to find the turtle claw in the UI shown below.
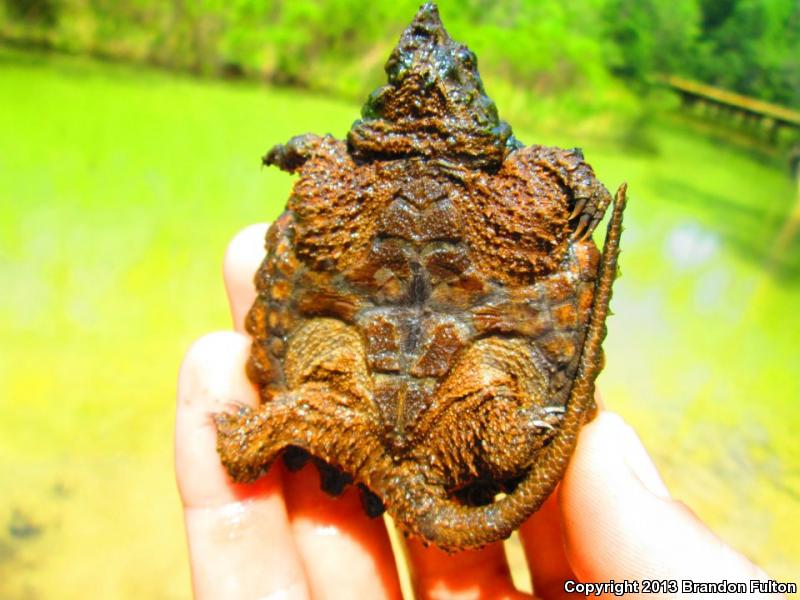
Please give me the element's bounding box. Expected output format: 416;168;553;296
212;410;240;434
570;196;588;220
530;405;566;433
571;213;592;240
532;419;555;431
580;213;604;241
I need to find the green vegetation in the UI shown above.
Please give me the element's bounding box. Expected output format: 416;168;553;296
605;0;800;107
0;48;798;596
1;0;798;114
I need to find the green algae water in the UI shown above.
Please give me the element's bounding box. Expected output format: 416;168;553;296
0;48;798;597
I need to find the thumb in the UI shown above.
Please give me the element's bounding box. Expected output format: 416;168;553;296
559;412;784;598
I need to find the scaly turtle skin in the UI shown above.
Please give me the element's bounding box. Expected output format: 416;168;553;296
215;2;627;551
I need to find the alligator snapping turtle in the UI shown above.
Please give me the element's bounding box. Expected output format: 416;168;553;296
215;2;626;551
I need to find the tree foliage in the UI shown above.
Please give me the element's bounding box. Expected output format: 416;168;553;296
694;0;800;106
1;0;798;108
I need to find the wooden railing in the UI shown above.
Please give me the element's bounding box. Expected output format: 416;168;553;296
661;75;800;142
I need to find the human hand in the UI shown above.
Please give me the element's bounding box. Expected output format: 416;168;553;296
176;224;785;599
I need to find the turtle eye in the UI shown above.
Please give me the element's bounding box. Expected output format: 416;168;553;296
457;47;476;70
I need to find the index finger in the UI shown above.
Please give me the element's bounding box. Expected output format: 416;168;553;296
223;223;270;333
222;222;404;599
175;332;308;599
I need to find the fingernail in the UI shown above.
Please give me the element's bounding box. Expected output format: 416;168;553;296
604;413;671;499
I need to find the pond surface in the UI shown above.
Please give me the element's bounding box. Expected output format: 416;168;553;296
1;48;798;597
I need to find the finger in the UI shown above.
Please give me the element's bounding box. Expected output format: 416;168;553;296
226;223;403;597
518;392;604;600
560;412;775;592
176;332;309;599
519;488;577;600
223;223;269;333
593;387;605;410
176;332;276;507
405;537;530;599
282;466;404;599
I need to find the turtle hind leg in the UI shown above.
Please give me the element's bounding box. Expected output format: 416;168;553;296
358;484;385;518
282;446;310;472
214;405;280;483
214;388;385;485
313;458;354;496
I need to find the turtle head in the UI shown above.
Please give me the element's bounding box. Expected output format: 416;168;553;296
348;3;519;169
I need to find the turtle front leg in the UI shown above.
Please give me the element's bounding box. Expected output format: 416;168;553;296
261;134;323;172
527;144;613;240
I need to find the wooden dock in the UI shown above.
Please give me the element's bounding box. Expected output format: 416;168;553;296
662;75;800;144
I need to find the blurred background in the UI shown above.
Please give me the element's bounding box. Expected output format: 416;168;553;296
0;0;798;597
